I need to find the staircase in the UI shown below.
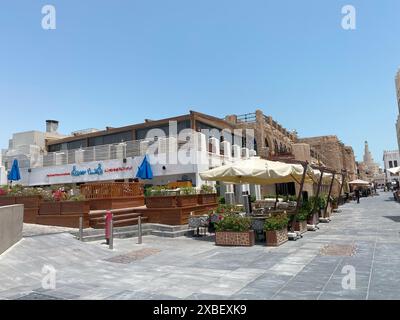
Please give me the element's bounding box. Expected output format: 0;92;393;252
88;207;147;229
74;223;196;242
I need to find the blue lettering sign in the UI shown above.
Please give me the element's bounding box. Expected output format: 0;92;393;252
71;166;87;177
87;163;103;175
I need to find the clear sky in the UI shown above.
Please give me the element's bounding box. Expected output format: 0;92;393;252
1;0;399;165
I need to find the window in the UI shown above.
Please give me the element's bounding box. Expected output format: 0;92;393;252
395;160;398;167
88;131;132;146
389;161;393;168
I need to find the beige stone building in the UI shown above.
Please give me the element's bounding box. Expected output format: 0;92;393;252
224;110;356;197
357;141;380;182
297;135;357;181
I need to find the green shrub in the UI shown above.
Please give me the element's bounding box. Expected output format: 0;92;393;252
200;184;215;194
218;196;226;204
264;212;289;231
296;208;309;221
180;186;196;195
215;214;251;232
145;185;169;196
67;194;86;201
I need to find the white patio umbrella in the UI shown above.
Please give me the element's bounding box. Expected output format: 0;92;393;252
199;157;313;185
348;179;371;186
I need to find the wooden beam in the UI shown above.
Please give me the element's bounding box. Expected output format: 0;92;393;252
324;173;336;217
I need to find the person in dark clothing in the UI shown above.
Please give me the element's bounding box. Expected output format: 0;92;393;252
355;188;360;204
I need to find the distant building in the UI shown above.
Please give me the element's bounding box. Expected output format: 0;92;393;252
383;150;400;184
1;120;67;170
357;141;380;182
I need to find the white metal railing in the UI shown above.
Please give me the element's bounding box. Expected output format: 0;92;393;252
2;134;213;169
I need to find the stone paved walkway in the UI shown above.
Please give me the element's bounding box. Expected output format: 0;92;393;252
1;192;400;300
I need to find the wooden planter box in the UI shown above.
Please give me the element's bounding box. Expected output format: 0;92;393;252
15;196;42;209
198;193;217;205
176;194;199;207
294;220;307;234
307;212;319;225
266;228;288;247
0;196;16;206
24;208;39;224
39;202;61;215
145;195;177;208
215;230;255;247
61;201;90;215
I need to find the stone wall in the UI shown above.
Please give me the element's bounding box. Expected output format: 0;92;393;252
298;135;356;177
0;204;23;255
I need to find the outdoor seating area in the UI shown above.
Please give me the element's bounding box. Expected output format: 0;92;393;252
1;156;348;248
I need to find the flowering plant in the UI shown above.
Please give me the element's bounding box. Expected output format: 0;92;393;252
215;214;251;232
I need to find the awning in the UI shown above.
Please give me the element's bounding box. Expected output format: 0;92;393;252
388;166;400;175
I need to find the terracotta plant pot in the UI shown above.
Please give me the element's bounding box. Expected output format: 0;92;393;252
307;212;319;225
215;231;255;247
294;220;307;234
176;195;199;207
145;195;177;208
266;228;288;247
198;193;217;205
61;201;90;215
39;202;61;215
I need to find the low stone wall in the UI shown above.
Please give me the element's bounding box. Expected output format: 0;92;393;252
0;204;23;255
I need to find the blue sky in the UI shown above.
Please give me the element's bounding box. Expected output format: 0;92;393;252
1;0;399;165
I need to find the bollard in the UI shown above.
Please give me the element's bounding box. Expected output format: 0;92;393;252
109;214;114;250
105;210;112;245
138;216;142;244
79;216;83;241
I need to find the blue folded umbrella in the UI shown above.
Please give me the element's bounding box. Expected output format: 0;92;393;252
8;159;21;181
136;155;153;180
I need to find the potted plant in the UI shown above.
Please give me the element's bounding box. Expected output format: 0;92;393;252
145;186;177;208
264;212;289;246
176;187;198;207
215;214;254;246
293;208;308;234
331;197;339;210
60;194;90;215
0;186;15;206
14;187;42;208
307;196;322;225
198;184;218;205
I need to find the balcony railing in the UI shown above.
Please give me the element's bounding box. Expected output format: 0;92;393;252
236;113;256;123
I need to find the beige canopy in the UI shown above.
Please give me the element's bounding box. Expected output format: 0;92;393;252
199;157;313;185
348;179;370;186
388;166;400;175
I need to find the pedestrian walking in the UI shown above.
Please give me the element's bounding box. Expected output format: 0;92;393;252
355;188;360;204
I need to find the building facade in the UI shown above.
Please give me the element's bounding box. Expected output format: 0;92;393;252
357;141;380;182
1;109;357;202
297;135;357;181
383;150;400;184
